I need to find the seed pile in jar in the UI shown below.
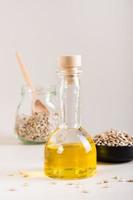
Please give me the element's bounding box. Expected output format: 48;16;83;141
94;129;133;147
15;112;51;143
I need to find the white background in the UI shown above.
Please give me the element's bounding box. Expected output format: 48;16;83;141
0;0;132;140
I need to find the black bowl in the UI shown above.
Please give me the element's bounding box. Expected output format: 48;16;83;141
96;145;133;163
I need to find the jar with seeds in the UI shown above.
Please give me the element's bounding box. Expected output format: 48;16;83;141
15;85;58;144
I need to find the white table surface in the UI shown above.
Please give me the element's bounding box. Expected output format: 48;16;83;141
0;138;133;200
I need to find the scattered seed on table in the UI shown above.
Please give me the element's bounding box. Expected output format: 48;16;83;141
102;185;109;189
8;188;16;192
81;190;89;194
19;171;29;178
112;176;119;180
103;180;109;184
50;181;56;185
23;174;29;178
8;173;15;177
127;179;133;183
66;182;73;185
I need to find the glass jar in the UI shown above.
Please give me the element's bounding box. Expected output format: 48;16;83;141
15;85;58;144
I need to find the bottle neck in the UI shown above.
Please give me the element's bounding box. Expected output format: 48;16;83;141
59;74;80;129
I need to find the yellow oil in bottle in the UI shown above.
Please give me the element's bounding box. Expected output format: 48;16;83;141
45;136;96;179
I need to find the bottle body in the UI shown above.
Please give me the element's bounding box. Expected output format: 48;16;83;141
44;55;97;179
45;128;96;179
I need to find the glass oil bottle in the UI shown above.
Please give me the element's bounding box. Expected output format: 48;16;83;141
44;55;96;179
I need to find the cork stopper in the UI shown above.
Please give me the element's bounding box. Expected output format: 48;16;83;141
58;55;81;75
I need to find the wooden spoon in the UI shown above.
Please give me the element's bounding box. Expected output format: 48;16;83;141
16;52;49;114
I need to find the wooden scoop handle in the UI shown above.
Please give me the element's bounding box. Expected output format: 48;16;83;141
16;52;35;92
